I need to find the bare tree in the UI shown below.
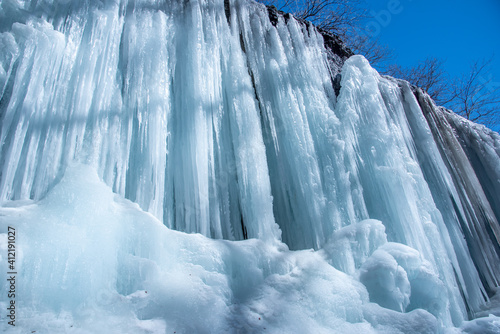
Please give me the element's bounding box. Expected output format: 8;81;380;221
260;0;393;66
262;0;367;38
348;34;393;67
384;57;452;105
385;57;500;128
294;0;366;37
447;58;500;128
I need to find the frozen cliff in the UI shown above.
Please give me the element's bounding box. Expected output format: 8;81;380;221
0;0;499;332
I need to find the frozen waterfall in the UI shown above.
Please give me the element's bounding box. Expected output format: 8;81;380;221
1;0;499;332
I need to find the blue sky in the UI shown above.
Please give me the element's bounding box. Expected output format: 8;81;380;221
364;0;500;82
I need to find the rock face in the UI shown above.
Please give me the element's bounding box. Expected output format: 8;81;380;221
0;0;499;332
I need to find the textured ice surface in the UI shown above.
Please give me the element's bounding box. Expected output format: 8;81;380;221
457;315;500;334
0;164;441;333
1;0;500;332
1;165;496;333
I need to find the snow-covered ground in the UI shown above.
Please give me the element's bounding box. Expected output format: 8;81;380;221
0;164;497;333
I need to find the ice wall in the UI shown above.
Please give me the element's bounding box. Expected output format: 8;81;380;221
0;164;455;333
413;91;500;299
1;0;500;331
0;0;282;242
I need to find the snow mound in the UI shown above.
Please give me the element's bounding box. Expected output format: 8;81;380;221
0;163;450;333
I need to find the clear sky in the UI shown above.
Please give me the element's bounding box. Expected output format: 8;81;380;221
364;0;500;82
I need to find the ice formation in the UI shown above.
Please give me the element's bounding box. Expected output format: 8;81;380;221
0;0;499;333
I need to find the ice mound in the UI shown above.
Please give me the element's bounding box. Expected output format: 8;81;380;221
0;163;462;333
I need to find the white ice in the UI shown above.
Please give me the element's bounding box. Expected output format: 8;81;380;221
1;0;500;332
0;163;444;333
